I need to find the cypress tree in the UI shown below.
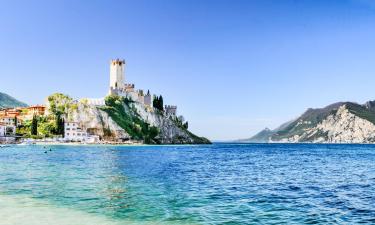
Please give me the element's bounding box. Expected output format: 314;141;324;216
153;96;159;110
159;95;164;111
31;115;38;135
152;95;164;111
55;114;65;136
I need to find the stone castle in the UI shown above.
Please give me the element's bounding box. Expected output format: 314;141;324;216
107;58;176;115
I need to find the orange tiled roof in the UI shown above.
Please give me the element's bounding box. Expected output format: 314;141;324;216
0;115;16;119
28;105;45;109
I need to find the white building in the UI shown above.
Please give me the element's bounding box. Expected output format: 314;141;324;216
0;122;15;137
0;124;6;137
0;116;16;126
64;122;88;142
64;122;100;143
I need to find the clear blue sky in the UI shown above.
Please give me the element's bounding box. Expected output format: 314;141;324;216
1;0;375;140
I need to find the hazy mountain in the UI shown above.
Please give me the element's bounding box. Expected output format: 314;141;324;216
0;92;28;109
245;100;375;143
238;128;274;143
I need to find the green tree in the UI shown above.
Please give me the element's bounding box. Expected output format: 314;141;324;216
183;121;189;129
31;115;38;135
153;95;164;111
55;114;65;136
153;96;159;110
159;95;164;111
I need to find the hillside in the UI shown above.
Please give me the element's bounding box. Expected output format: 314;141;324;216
46;93;211;144
238;128;274;143
246;100;375;143
0;92;28;109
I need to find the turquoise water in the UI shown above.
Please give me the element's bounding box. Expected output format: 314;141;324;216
0;143;375;224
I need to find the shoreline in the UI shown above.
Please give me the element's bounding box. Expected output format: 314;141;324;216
3;141;375;147
0;140;212;147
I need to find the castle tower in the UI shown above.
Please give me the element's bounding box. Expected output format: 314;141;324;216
109;59;125;90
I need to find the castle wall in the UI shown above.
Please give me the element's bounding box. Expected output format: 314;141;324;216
144;94;152;107
165;105;177;115
85;98;105;106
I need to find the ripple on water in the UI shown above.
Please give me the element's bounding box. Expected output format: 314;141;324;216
0;143;375;224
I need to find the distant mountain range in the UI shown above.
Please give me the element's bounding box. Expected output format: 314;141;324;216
241;100;375;143
0;92;28;109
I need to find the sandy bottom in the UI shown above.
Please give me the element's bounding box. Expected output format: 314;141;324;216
0;194;169;225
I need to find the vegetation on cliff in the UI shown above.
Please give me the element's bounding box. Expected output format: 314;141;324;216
101;95;210;144
101;95;159;144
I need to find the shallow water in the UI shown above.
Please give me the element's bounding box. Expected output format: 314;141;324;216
0;143;375;224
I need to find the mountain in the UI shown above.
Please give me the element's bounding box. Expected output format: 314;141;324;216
0;92;28;109
246;100;375;143
238;128;274;143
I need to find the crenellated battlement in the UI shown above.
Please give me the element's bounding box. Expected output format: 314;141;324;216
124;83;135;88
111;59;125;66
165;105;177;115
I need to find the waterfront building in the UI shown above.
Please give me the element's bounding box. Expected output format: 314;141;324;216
64;122;100;143
0;123;6;137
64;122;88;142
0;122;15;136
0;116;16;126
0;122;15;143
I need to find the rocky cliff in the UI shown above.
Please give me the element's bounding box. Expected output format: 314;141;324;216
47;94;210;144
246;101;375;143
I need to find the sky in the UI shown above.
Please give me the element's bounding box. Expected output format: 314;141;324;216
1;0;375;140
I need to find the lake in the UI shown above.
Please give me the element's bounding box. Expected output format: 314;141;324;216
0;143;374;224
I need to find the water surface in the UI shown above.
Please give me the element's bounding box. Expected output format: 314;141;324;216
0;143;374;224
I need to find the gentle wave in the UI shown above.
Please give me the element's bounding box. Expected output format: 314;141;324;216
0;194;193;225
1;143;375;224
